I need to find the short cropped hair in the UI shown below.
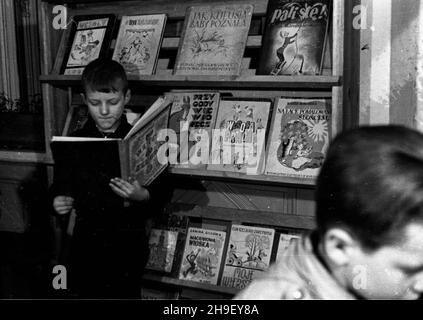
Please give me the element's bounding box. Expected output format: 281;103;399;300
316;125;423;251
81;58;128;94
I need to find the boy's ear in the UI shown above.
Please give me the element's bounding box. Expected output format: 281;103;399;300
322;228;358;267
124;89;131;105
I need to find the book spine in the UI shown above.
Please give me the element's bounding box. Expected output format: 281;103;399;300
118;140;129;181
173;6;192;75
152;14;167;75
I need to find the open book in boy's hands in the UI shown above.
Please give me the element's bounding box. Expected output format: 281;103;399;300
51;96;172;186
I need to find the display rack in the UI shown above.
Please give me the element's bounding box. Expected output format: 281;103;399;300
39;0;349;298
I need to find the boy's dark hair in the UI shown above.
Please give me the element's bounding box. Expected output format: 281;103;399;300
316;125;423;251
81;58;128;94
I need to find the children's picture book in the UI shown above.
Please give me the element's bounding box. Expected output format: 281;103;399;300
50;95;172;187
173;4;254;76
220;224;275;290
257;0;331;75
264;97;331;180
146;228;179;273
178;227;226;285
275;232;302;263
207;99;272;175
112;14;167;76
167;91;220;169
60;14;116;75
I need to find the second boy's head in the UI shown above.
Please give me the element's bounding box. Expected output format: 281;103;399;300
81;58;131;132
316;125;423;299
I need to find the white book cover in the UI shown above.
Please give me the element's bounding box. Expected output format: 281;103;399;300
220;224;275;290
207;99;271;175
112;14;167;75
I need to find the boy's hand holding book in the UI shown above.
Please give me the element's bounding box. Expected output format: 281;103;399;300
53;196;75;215
109;177;150;202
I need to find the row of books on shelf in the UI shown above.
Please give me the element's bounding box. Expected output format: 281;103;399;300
165;90;331;181
143;214;304;294
51;90;331;186
57;0;331;76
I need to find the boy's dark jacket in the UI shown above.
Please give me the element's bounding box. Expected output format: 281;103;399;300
50;116;172;230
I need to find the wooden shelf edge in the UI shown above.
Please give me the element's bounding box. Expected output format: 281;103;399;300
0;151;50;164
142;273;237;296
40;74;341;89
168;167;316;188
170;203;316;230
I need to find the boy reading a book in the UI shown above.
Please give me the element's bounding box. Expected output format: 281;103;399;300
51;58;168;298
235;126;423;300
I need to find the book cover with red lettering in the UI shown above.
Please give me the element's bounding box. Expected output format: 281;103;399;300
167;91;220;169
178;227;226;285
264;97;331;180
257;0;331;75
220;224;275;290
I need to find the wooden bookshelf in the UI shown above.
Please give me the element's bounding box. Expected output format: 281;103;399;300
40;74;341;89
38;0;348;299
142;272;238;297
168;167;316;188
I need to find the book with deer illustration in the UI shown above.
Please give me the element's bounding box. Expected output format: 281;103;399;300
207;98;272;175
173;4;254;76
167;91;220;169
145;228;179;273
220;224;275;290
178;227;226;285
50;96;172;187
112;14;167;75
258;0;331;75
264;97;331;180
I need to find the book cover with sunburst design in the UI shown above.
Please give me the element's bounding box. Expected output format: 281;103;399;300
264;98;331;180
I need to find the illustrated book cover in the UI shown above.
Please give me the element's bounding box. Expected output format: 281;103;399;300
257;0;331;75
145;228;179;273
173;4;254;76
112;14;167;76
178;227;226;285
207;98;272;175
264;97;331;180
57;14;116;75
167;91;220;169
50;95;172;187
220;224;275;290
